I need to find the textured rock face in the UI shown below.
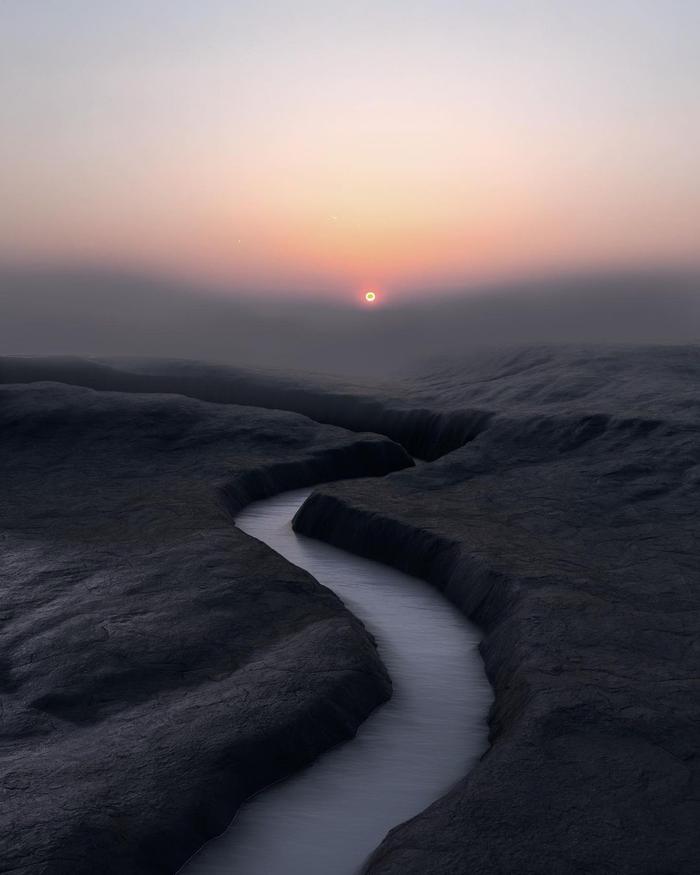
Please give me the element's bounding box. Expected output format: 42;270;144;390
0;356;491;460
292;347;700;874
3;345;699;459
3;346;699;873
0;383;411;875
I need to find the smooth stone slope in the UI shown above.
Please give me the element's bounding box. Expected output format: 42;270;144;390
3;345;697;459
293;346;700;874
0;382;410;875
4;346;699;872
0;356;489;460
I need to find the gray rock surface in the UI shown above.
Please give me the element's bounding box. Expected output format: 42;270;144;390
4;344;698;460
291;345;700;873
0;382;410;874
0;356;489;460
3;346;699;873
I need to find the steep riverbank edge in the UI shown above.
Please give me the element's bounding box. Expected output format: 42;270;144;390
293;478;700;874
0;383;414;875
172;439;415;870
0;356;492;459
290;489;520;870
5;348;699;872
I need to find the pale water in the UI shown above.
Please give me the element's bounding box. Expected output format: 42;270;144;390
180;488;491;875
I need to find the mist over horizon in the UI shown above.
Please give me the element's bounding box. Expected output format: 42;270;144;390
2;3;699;375
2;262;698;375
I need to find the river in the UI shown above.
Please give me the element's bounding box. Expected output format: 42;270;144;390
180;487;490;874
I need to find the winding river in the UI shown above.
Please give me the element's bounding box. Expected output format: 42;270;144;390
181;487;491;875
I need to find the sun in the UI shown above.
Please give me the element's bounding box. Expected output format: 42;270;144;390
364;290;377;303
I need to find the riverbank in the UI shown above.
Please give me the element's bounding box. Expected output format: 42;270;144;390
2;346;699;873
0;382;410;874
182;488;489;874
293;358;700;873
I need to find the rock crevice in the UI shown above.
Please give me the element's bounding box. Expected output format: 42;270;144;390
293;392;700;874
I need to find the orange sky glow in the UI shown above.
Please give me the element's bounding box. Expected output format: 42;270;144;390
1;2;699;299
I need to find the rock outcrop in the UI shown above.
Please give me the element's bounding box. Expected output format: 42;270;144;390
293;346;700;874
0;382;411;874
0;356;490;460
4;345;700;873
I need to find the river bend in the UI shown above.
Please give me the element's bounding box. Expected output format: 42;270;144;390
181;487;490;874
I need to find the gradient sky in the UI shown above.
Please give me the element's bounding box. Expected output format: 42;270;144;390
1;1;699;298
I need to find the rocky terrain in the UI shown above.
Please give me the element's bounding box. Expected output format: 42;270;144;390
0;355;490;460
293;346;700;874
0;381;410;874
2;345;699;874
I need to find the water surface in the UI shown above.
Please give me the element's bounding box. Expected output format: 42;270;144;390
181;488;490;874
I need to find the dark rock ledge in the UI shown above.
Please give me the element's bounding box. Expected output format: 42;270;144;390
294;403;700;874
0;356;491;460
0;382;411;875
4;346;700;873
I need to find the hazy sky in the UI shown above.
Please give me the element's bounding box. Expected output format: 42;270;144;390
2;1;699;299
